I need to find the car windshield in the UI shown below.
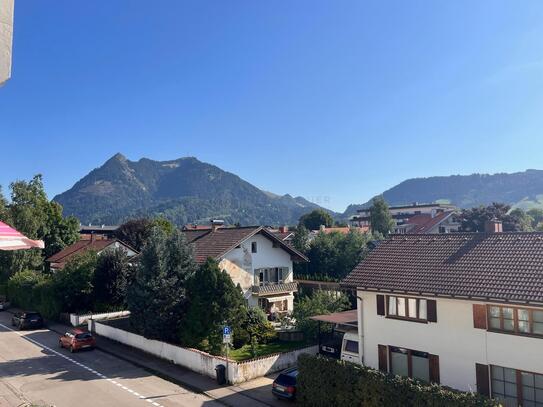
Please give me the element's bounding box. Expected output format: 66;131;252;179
276;373;297;386
25;313;40;319
75;332;92;340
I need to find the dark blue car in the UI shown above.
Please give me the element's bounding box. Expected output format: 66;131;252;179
272;367;298;400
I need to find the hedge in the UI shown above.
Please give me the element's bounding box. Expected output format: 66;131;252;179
297;355;498;407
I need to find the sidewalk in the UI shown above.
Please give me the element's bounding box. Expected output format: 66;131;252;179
43;318;288;407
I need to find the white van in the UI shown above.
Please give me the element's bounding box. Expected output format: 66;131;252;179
340;330;361;364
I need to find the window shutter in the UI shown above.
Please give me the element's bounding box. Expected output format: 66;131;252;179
475;363;490;396
429;354;440;383
378;345;388;372
427;300;437;322
473;304;487;329
377;295;385;316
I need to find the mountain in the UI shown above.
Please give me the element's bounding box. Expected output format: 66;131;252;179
54;154;330;226
343;170;543;217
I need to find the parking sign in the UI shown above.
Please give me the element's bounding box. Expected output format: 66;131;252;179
223;326;231;335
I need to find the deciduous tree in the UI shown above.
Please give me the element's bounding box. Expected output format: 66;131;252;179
369;196;394;236
299;209;334;231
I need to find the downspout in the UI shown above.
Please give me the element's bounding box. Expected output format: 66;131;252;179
356;293;364;365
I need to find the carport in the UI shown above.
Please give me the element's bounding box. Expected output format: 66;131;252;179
310;309;358;358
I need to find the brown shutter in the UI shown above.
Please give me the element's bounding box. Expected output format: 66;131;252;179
475;363;490;396
378;345;388;372
427;300;437;322
473;304;488;329
429;354;440;384
377;295;385;316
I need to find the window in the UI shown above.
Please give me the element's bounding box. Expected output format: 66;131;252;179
344;340;358;354
491;365;543;407
387;295;428;321
488;305;543;337
254;267;288;285
251;242;257;253
390;347;430;382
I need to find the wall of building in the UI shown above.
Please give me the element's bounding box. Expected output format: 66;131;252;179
0;0;14;86
358;291;543;392
90;319;317;384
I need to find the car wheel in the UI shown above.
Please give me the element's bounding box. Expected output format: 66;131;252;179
11;319;15;326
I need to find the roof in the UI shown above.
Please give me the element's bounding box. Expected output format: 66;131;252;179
273;232;295;241
46;238;137;268
182;226;308;264
403;211;455;234
342;232;543;305
309;309;358;325
79;225;119;233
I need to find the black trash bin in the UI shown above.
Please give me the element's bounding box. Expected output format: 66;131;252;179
215;364;226;385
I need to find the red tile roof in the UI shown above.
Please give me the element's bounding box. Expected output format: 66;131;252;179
183;226;308;264
405;211;454;234
46;238;136;268
342;232;543;305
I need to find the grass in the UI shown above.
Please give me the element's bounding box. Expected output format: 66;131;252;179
227;340;311;361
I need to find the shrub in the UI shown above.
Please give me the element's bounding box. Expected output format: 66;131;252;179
7;270;44;309
234;307;277;348
297;354;498;407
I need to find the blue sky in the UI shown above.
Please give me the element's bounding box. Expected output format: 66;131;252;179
1;1;543;212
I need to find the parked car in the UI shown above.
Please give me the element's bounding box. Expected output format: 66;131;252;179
272;367;298;400
59;329;96;353
11;311;44;330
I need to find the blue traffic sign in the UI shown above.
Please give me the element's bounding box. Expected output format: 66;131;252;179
223;326;231;335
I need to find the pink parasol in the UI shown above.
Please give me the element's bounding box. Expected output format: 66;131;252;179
0;220;45;251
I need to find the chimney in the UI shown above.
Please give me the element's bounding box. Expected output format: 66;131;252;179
211;219;224;232
279;225;288;233
484;219;503;233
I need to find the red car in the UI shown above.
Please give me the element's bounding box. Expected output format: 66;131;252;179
59;329;96;352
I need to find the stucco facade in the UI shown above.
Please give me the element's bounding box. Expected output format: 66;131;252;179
219;233;295;313
357;290;543;393
0;0;14;86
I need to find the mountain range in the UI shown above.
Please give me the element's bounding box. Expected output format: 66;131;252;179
54;155;543;226
54;154;327;226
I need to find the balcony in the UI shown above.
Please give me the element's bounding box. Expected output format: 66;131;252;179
251;282;298;296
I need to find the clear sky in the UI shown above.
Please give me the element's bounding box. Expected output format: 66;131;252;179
1;1;543;212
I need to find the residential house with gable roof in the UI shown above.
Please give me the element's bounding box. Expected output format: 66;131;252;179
342;220;543;406
183;223;308;317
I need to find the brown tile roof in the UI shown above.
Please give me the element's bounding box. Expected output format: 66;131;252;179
183;226;308;264
46;238;137;268
342;232;543;305
252;282;299;295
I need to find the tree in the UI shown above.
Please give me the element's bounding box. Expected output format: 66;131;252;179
527;208;543;230
305;230;373;280
293;290;351;340
52;251;97;313
127;228;196;342
92;248;133;309
291;225;310;253
116;217;174;251
299;209;334;231
180;258;245;353
369;196;394;236
236;307;276;351
460;203;533;232
0;175;79;281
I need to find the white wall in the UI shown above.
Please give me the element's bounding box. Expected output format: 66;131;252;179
90;320;317;384
70;310;130;327
0;0;14;86
359;291;543;392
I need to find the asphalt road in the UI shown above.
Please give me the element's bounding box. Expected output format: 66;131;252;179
0;311;222;407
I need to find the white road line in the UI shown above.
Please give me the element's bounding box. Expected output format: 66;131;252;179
0;323;165;407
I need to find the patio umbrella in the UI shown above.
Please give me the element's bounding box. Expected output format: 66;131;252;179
0;220;45;251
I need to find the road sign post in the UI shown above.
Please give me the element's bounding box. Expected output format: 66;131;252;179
223;326;232;384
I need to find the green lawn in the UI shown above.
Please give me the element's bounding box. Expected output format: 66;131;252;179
228;340;311;361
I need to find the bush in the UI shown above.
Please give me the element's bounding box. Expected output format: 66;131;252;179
7;270;44;309
297;355;498;407
234;307;277;348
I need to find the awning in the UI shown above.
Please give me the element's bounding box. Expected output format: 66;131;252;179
309;309;358;325
263;294;293;303
0;221;45;251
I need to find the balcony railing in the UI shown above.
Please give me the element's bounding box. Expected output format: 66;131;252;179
251;282;298;296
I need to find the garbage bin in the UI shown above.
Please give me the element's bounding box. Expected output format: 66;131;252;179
215;364;226;385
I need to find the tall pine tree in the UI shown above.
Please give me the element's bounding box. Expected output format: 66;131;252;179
127;228;196;342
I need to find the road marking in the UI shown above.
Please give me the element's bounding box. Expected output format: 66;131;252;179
0;323;166;407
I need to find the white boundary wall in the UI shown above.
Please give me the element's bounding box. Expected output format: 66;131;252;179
70;311;130;327
90;319;317;384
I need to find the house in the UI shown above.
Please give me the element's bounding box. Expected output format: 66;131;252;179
183;223;308;317
46;235;138;270
79;224;119;239
341;220;543;405
350;202;460;234
0;0;14;86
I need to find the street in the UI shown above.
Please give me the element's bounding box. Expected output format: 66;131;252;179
0;312;221;407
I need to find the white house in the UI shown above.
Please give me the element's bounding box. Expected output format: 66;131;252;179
0;0;14;86
342;220;543;406
183;224;308;316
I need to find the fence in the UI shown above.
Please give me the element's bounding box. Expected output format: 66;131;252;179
90;319;318;384
70;310;130;327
